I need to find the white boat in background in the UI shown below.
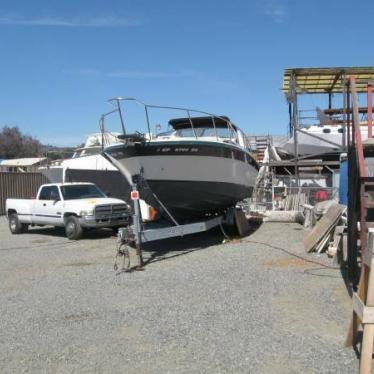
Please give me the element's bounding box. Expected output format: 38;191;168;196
40;132;120;183
277;124;369;156
277;106;369;156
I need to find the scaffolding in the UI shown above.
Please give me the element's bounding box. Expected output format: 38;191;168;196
281;67;374;187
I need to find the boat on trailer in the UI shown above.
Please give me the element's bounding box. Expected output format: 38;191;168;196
102;98;258;220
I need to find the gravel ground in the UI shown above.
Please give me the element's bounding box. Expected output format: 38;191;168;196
0;216;358;373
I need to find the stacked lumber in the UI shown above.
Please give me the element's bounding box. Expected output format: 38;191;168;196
303;204;346;253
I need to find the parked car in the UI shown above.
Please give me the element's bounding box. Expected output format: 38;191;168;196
6;182;130;240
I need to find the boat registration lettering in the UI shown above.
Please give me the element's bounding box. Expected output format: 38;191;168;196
156;147;199;153
157;147;171;152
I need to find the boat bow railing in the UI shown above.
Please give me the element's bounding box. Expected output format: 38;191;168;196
99;97;246;148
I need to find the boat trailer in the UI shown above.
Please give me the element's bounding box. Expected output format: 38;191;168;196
114;186;245;273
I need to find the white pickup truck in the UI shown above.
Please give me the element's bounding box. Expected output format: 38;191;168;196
6;182;130;240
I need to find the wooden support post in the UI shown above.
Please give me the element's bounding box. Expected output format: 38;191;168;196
345;78;374;373
346;230;374;374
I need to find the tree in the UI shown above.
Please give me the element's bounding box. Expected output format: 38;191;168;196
0;126;42;159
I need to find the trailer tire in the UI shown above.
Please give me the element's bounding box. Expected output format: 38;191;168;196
9;213;28;234
65;216;83;240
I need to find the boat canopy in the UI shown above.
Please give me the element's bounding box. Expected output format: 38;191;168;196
169;116;237;130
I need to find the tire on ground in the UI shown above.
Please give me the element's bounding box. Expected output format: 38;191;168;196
8;213;28;234
65;216;83;240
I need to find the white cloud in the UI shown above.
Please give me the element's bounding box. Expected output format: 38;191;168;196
63;68;101;77
106;69;203;79
62;68;203;79
107;71;178;79
0;13;142;27
264;0;287;23
63;67;235;92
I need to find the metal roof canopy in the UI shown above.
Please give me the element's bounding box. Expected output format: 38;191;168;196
283;67;374;94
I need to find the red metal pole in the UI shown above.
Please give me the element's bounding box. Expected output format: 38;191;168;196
350;76;367;178
368;82;372;138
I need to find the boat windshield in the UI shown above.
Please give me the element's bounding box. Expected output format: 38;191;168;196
156;129;175;137
175;127;231;138
61;185;106;200
72;148;101;158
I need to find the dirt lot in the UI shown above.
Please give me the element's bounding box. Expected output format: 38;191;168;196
0;216;358;373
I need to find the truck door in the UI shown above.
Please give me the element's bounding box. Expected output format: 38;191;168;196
33;186;63;225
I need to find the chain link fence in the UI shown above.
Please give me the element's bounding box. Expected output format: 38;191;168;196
243;186;339;214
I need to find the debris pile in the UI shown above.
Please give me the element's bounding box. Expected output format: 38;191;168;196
303;202;346;255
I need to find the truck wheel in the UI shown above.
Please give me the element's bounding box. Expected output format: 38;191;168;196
9;213;27;234
65;216;83;240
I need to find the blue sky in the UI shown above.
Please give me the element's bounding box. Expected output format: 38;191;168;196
0;0;372;146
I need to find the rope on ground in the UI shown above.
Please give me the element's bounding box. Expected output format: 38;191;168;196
244;239;340;270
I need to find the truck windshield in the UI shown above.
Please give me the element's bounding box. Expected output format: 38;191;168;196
60;185;106;200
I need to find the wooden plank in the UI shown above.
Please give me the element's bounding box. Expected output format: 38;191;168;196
303;204;346;253
353;293;364;322
316;233;331;254
360;325;374;374
327;225;345;257
353;293;374;324
364;231;374;268
360;266;374;373
357;229;374;373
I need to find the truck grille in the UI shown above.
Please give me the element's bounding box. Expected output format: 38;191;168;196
94;204;128;220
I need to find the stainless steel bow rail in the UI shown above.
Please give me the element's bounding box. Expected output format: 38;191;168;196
98;96;249;149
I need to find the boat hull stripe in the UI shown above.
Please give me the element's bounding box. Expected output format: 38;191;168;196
105;141;258;170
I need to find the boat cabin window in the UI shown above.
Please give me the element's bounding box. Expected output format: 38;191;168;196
338;128;344;133
322;128;331;133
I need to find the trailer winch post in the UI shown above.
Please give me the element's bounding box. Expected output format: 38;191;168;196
131;184;144;269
